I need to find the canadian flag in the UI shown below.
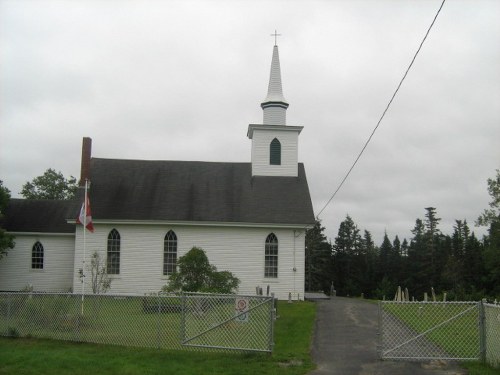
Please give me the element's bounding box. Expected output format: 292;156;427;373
76;194;95;233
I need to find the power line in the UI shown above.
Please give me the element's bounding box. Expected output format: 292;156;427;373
315;0;446;220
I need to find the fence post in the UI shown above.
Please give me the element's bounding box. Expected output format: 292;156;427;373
7;294;12;335
156;293;161;349
269;293;275;353
479;299;486;363
377;301;382;359
180;293;186;345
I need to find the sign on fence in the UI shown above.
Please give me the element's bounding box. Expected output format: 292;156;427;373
235;297;249;322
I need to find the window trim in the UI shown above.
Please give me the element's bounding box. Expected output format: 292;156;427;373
264;233;278;278
107;229;121;275
163;230;178;276
31;241;44;270
270;138;281;165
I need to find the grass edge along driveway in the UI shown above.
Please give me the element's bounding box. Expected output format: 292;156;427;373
0;300;316;375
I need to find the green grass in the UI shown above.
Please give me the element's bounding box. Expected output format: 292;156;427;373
0;301;317;375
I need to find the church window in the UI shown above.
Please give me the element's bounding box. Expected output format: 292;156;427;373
264;233;278;278
270;138;281;165
31;241;44;269
107;229;121;275
163;230;177;276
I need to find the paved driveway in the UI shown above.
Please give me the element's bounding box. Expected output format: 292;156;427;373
308;297;466;375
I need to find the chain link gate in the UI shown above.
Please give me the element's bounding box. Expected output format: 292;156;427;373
180;293;275;352
379;301;481;361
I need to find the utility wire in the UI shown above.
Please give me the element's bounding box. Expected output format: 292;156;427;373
315;0;446;220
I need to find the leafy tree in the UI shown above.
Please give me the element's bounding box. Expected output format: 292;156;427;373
164;247;240;294
476;169;500;227
477;170;500;297
21;168;78;200
0;181;15;260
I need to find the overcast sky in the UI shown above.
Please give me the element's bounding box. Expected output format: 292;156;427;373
1;0;499;244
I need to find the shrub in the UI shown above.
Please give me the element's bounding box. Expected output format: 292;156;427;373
163;247;240;294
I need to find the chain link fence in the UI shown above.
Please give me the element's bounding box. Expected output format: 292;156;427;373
0;292;275;353
484;302;500;367
379;300;500;368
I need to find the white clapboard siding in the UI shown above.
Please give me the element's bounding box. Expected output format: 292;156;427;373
251;129;299;177
73;224;305;300
0;234;75;292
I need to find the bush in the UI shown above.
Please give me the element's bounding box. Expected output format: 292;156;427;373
164;247;240;294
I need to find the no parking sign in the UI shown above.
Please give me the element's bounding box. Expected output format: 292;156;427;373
235;298;249;322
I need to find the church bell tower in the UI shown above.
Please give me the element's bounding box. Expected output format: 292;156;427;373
247;40;303;177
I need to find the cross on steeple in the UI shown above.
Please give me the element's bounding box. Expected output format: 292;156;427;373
270;30;281;46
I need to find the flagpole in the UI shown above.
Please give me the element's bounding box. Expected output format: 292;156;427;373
81;179;87;315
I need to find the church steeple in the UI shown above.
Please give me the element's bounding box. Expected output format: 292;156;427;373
261;44;289;125
247;38;303;178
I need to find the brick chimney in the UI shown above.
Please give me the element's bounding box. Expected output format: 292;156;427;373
79;137;92;186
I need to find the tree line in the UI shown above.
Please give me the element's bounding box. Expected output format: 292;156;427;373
305;170;500;301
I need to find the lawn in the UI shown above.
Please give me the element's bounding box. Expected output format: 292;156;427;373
0;300;317;375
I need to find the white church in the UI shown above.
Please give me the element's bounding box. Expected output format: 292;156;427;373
0;44;315;300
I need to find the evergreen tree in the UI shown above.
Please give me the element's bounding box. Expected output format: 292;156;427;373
332;215;364;296
401;238;409;257
424;207;441;284
361;230;378;297
377;232;396;298
305;220;333;293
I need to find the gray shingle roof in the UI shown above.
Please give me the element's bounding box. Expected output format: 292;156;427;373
87;158;315;225
2;159;315;233
2;199;76;233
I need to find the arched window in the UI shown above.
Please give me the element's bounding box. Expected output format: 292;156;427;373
265;233;278;278
32;241;44;269
270;138;281;165
163;230;177;276
107;229;121;274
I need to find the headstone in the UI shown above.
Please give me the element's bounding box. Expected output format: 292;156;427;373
424;292;428;302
